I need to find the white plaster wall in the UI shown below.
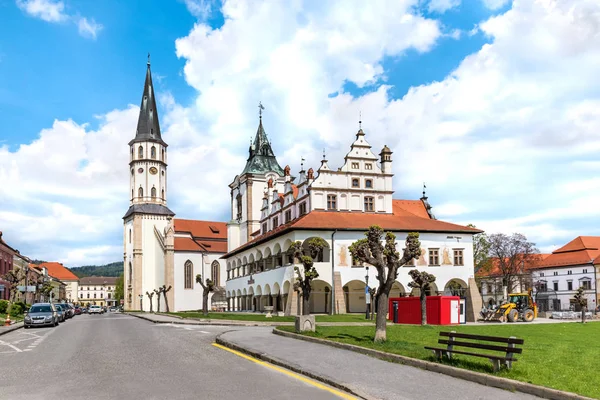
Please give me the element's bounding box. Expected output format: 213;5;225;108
173;252;226;312
532;264;596;310
139;216;168;311
124;220;133;288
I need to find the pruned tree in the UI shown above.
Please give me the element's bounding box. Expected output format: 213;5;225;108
408;270;437;325
196;274;214;317
573;287;588;324
2;267;26;303
488;233;539;294
289;237;328;316
349;226;421;342
161;285;172;313
114;273;124;304
146;291;154;313
154;288;161;312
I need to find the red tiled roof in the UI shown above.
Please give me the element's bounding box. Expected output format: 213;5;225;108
174;237;228;253
174;219;227;239
476;254;550;277
292;184;299;199
224;199;481;258
37;262;79;281
535;236;600;268
392;200;430;219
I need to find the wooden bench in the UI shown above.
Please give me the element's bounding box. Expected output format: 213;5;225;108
424;331;524;372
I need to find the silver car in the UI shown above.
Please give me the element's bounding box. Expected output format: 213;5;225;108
53;304;66;322
24;303;59;328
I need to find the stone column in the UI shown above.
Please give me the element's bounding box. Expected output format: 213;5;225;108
333;272;346;314
465;277;483;322
272;295;278;313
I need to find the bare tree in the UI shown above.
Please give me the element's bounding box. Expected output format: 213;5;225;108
488;233;539;294
161;285;172;313
146;291;154;313
196;274;214;317
349;226;421;342
289;238;328;315
154;288;161;312
573;287;587;324
408;270;437;325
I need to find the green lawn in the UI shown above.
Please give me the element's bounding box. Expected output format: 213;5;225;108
166;312;374;323
0;313;23;323
279;322;599;398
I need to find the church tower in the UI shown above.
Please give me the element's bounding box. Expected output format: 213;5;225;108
227;104;285;251
123;56;175;311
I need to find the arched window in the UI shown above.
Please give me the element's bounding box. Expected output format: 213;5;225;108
138;187;143;198
132;189;134;199
211;261;220;286
184;260;193;289
131;147;134;160
138;146;143;159
128;262;132;284
129;229;131;243
151;187;156;198
151;146;156;159
161;189;165;199
161;149;165;161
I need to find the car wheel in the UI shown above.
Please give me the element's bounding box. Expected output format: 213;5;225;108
24;325;29;329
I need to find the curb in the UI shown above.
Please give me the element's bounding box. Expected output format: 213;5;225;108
215;333;375;400
0;322;24;337
272;328;593;400
126;312;292;327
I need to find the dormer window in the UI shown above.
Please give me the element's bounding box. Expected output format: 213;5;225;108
351;162;359;169
365;163;373;170
285;210;292;223
299;202;307;216
273;216;279;228
352;178;359;188
365;179;373;188
261;223;267;235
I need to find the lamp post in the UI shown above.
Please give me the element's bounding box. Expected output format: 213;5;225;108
138;294;144;312
365;266;370;319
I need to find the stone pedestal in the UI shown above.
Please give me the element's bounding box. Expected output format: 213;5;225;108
465;277;483;322
264;306;274;318
333;272;346;314
295;315;315;332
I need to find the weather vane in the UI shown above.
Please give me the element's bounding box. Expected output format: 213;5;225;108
359;111;362;129
258;101;265;119
147;52;151;66
423;182;427;198
301;157;305;170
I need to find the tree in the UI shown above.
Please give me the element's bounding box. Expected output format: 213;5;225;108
289;238;328;315
349;226;421;342
573;287;588;324
114;273;124;304
468;224;491;274
146;291;154;313
196;274;214;317
408;270;437;325
160;285;172;312
154;288;161;312
488;233;539;294
2;267;26;303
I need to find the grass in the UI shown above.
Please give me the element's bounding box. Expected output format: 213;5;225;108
0;313;24;323
279;322;600;398
166;312;374;323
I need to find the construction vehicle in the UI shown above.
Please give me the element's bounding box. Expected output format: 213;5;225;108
481;289;538;322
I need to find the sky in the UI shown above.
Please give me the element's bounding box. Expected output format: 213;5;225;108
1;0;599;267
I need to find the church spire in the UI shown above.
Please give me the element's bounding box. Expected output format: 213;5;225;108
129;55;166;146
241;102;284;176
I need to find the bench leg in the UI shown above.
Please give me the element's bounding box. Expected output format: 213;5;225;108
432;350;442;360
491;359;500;373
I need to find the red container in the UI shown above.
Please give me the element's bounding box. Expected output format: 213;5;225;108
388;296;460;325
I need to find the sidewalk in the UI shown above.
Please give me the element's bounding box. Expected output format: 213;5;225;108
0;321;24;337
217;327;539;400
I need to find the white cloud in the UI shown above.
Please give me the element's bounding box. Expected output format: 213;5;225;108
15;0;102;39
184;0;214;20
16;0;67;22
482;0;510;10
428;0;461;13
77;17;103;40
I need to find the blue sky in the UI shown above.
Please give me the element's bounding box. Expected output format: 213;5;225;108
1;0;599;266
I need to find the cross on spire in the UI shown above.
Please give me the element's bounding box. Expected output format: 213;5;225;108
147;52;151;66
422;182;427;198
359;111;362;129
301;157;305;170
258;101;265;119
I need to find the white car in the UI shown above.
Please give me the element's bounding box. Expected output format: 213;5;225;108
89;305;104;314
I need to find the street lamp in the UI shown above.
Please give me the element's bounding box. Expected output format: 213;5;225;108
138;294;144;312
365;266;370;319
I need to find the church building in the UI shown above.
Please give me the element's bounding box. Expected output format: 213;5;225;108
123;59;227;312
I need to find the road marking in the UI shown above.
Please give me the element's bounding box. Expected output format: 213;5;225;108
199;331;209;334
212;343;357;400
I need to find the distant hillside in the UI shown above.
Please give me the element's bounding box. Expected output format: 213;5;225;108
70;262;123;278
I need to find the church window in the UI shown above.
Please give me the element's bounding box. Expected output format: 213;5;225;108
161;189;165;199
285;210;292;223
236;194;242;220
364;196;374;212
352;178;359;188
131;169;134;176
132;189;134;199
351;162;359;169
151;187;156;198
138;187;143;198
365;179;373;188
129;229;131;244
327;195;337;210
161;149;165;161
151;146;156;159
138;146;143;159
184;260;193;289
365;163;373;170
211;261;220;286
273;216;279;228
299;202;307;216
130;147;134;160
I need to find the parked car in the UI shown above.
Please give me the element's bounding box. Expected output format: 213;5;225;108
89;305;104;314
109;307;117;312
53;304;66;322
24;303;59;328
74;307;82;315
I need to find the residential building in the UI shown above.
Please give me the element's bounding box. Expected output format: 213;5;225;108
13;252;35;304
123;59;227;312
0;231;16;301
531;236;599;312
78;277;118;307
37;262;79;302
224;119;482;318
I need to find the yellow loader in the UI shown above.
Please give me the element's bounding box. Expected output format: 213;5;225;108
483;289;538;322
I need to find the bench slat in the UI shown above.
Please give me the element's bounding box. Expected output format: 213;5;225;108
424;347;518;362
437;339;523;354
440;332;524;345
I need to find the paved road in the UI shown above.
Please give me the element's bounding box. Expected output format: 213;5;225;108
0;313;351;399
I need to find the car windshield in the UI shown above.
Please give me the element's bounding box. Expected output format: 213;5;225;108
54;305;63;311
29;305;51;313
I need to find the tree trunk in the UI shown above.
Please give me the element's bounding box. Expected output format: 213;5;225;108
149;298;153;313
374;292;388;342
420;289;427;325
156;296;161;313
164;292;169;313
302;294;310;316
582;306;586;324
203;292;209;317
